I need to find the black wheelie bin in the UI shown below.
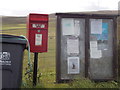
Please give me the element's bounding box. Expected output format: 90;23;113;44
0;34;27;89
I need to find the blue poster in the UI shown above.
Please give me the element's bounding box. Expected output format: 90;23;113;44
92;23;108;40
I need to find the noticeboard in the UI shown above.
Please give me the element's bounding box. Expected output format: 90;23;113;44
56;13;118;83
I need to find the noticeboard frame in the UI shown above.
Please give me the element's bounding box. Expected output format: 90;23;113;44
56;13;118;83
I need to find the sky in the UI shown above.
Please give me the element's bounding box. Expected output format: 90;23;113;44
0;0;119;16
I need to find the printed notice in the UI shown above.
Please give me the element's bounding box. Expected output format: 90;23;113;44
74;20;80;36
67;57;80;74
90;50;102;59
67;38;79;55
35;34;42;46
62;18;74;35
90;41;102;58
91;19;102;34
90;41;98;50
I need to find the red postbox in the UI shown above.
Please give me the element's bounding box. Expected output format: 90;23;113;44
27;13;48;53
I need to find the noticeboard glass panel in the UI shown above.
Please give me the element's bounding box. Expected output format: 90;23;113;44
60;18;85;80
89;19;113;79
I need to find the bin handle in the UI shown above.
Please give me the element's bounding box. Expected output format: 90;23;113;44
20;35;32;72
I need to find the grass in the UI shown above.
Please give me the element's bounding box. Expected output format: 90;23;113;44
2;17;119;88
2;24;26;30
69;78;118;88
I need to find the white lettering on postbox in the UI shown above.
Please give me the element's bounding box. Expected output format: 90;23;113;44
32;24;45;28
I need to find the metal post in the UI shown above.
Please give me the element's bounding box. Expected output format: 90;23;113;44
33;52;38;86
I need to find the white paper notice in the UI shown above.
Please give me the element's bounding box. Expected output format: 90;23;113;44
35;34;42;46
74;20;80;36
67;57;80;74
90;41;102;58
90;41;98;50
91;19;102;34
62;18;75;35
67;38;79;55
90;50;102;59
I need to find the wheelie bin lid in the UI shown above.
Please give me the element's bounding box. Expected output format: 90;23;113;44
0;34;27;45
